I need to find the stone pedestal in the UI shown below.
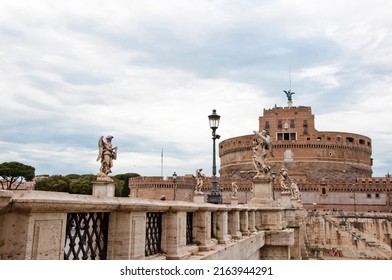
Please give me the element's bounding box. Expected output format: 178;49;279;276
193;193;204;203
249;177;273;205
230;197;238;205
92;179;115;197
280;191;292;207
291;198;302;209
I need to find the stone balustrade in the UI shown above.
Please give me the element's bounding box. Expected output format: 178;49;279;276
0;189;298;260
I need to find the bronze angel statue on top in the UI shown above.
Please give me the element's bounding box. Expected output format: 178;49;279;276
283;90;295;102
97;135;118;177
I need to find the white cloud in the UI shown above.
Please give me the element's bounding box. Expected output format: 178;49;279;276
297;65;341;88
0;0;391;178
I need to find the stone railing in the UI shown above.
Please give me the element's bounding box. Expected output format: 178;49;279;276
0;189;297;260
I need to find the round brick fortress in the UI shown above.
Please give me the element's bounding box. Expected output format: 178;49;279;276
219;105;372;182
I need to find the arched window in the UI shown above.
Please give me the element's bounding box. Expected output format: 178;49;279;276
346;137;354;144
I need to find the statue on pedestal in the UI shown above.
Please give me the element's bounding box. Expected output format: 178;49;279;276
96;135;118;179
252;129;274;178
283;90;295;102
231;181;238;199
279;166;302;201
290;181;302;202
280;167;291;193
194;168;205;194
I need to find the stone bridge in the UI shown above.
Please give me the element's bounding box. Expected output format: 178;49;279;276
0;189;305;260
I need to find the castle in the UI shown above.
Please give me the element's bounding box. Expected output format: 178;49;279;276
130;94;392;213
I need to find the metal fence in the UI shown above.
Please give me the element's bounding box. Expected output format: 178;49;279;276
145;212;163;256
64;212;109;260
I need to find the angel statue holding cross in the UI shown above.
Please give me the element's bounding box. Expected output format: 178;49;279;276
96;135;118;178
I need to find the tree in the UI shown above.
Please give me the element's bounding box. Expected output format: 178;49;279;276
0;161;35;190
114;173;140;180
69;176;93;195
34;175;71;193
115;173;139;197
121;176;131;197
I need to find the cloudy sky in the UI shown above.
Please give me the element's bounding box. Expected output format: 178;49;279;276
1;0;391;178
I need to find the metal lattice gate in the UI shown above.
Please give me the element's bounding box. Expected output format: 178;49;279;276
186;212;193;245
145;212;162;256
64;212;109;260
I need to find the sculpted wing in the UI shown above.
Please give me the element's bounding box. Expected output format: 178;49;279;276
96;136;104;161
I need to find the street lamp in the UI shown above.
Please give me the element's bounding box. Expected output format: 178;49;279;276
173;171;177;201
207;109;222;204
271;171;276;200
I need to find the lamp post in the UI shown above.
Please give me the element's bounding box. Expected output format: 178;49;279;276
207;109;222;204
271;171;276;200
173;171;177;201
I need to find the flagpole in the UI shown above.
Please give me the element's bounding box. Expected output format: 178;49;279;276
161;148;163;177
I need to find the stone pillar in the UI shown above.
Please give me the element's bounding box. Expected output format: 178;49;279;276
240;210;250;236
216;211;231;244
228;210;242;240
194;211;214;251
249;177;273;205
107;211;146;260
248;210;257;233
92;179;115;197
164;211;190;260
255;210;262;230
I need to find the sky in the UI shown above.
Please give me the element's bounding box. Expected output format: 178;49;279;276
1;0;391;178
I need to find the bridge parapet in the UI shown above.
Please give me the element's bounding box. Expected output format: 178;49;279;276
0;189;299;260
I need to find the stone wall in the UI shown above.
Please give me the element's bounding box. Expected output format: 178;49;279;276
305;211;392;259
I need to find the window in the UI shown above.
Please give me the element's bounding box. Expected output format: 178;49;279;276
303;119;308;128
278;120;282;129
304;127;308;135
265;121;270;130
321;187;326;195
346;137;354;144
290;120;295;128
367;194;372;198
375;193;380;199
277;132;297;141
